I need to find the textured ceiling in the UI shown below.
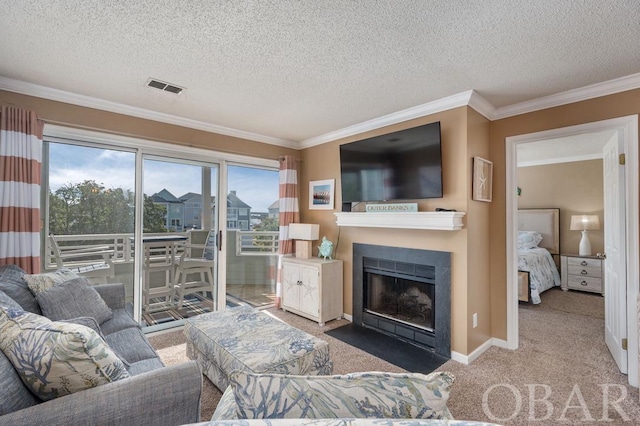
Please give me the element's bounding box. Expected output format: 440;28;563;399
0;1;639;145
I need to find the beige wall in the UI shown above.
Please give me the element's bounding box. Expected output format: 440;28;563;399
489;88;640;340
517;160;604;255
301;106;492;355
0;90;298;161
466;108;492;352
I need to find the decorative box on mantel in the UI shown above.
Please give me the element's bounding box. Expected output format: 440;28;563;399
334;211;466;231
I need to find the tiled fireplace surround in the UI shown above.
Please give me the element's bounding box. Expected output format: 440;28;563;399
352;243;451;359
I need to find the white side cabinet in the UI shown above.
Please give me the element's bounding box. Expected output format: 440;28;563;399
560;254;604;295
281;257;343;326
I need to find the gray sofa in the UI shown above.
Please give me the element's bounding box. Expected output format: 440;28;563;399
0;264;203;426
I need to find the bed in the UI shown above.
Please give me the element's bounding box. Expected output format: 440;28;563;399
518;208;562;304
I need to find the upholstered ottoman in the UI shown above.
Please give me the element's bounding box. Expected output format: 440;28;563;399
184;305;333;390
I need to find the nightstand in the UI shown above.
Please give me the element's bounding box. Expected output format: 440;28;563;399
560;254;604;295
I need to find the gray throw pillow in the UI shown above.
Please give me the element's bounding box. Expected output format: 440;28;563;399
0;289;22;310
35;277;113;324
0;265;42;314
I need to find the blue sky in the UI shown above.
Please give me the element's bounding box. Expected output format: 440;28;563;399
49;143;279;212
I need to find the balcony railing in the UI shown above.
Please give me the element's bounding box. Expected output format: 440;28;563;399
47;230;279;269
235;231;279;255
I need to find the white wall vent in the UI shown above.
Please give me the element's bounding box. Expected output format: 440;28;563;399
145;78;185;95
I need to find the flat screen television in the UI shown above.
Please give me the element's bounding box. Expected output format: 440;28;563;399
340;121;442;203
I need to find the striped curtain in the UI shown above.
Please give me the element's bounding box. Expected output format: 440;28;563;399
0;106;44;273
276;155;300;308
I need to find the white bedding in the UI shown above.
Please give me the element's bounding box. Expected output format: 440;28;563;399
517;248;561;304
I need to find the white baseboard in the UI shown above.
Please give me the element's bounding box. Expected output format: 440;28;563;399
342;313;353;322
451;337;509;364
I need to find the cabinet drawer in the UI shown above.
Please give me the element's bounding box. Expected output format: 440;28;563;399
566;257;601;268
567;265;602;278
567;275;602;292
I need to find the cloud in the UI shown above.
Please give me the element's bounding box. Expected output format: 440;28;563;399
48;143;279;211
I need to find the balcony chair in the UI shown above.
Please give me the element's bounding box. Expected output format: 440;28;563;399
48;235;115;285
172;229;216;309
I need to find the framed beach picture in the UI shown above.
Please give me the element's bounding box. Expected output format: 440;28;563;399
309;179;335;210
472;157;493;202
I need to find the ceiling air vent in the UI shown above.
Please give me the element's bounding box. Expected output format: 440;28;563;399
145;78;185;95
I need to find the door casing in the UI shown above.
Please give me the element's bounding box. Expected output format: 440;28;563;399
505;115;639;387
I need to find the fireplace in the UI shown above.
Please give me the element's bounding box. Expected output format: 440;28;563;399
353;243;451;358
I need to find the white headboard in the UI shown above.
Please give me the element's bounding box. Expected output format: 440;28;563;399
518;208;560;255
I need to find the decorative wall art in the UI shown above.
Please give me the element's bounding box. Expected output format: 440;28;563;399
309;179;335;210
472;157;493;202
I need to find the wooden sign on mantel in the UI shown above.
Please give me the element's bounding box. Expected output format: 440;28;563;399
365;203;418;213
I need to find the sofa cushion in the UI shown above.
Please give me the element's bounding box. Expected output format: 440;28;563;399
0;265;41;314
0;306;130;401
34;277;113;324
104;327;160;364
99;308;139;335
23;268;80;294
0;348;40;415
126;357;165;376
229;371;455;420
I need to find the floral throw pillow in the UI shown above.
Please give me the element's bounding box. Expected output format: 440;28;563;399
0;306;129;401
230;371;455;420
23;268;80;295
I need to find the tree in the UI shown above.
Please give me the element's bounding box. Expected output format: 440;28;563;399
143;194;167;233
48;180;167;235
253;217;279;232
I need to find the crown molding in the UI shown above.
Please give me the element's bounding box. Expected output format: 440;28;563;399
299;90;483;148
0;76;298;149
493;72;640;120
467;91;496;120
3;71;640;150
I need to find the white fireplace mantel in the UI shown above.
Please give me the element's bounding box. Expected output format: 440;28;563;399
334;211;466;231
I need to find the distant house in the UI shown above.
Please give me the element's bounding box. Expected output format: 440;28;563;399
267;200;279;219
227;190;252;231
151;189;184;231
179;192;216;230
151;189;252;231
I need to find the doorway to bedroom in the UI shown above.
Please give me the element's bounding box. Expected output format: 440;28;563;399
505;115;639;388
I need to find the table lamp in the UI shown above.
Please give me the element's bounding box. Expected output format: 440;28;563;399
570;215;600;256
289;223;320;259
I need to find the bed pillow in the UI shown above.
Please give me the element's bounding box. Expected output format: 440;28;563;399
517;231;543;250
0;306;129;401
229;371;455;420
34;277;113;324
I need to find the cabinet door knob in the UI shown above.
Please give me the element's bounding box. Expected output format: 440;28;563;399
580;260;588;266
581;270;588;275
581;281;588;286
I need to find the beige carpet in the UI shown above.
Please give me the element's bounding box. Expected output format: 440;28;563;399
148;287;639;425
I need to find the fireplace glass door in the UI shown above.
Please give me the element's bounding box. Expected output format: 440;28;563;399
364;270;435;331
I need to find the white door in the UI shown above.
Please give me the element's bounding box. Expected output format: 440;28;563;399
282;262;301;310
299;265;319;317
603;136;627;373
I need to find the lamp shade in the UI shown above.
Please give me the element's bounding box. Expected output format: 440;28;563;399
570;215;600;231
289;223;320;240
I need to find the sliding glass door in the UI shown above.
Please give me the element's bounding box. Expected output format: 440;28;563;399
43;126;280;332
140;156;219;331
224;164;279;308
44;140;137;303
